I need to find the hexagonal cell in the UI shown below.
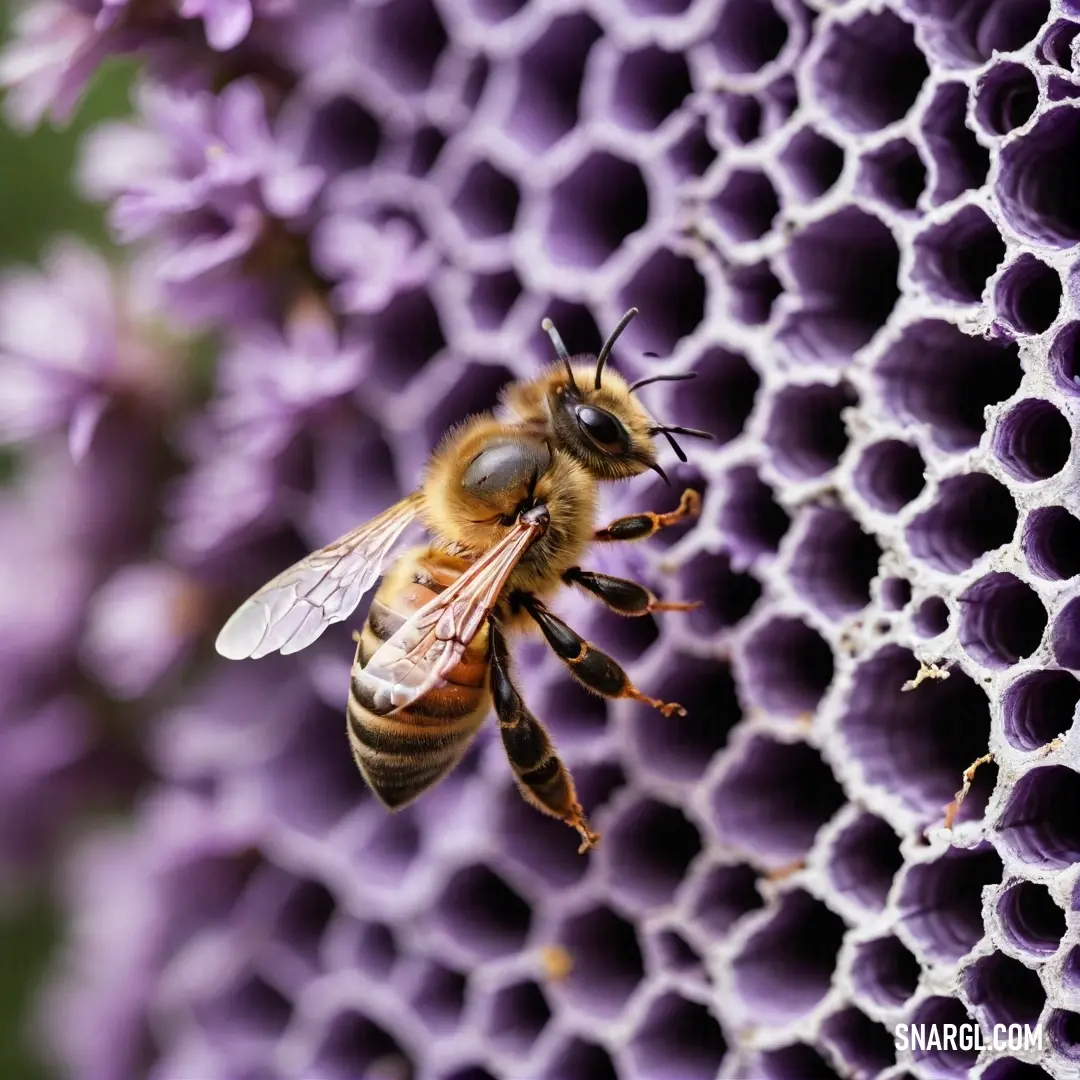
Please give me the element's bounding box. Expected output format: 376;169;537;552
421;363;513;453
631;655;741;780
1004;670;1080;751
1027;507;1080;581
755;1044;842;1079
369;287;446;391
1041;18;1080;66
690;863;763;937
612;46;692;131
677;552;762;635
998;766;1080;867
617;248;706;355
922;82;991;206
958;572;1047;669
726;260;783;325
368;0;446;91
484;979;551;1055
851;936;920;1006
827;812;903;912
1055;598;1080;668
789;507;882;620
585;604;658;664
196;971;293;1049
821;1007;896;1079
306;95;382;173
1050;1012;1080;1061
1054;325;1080;399
764;382;856;479
975;63;1039;137
838;646;992;817
998;880;1066;954
311;1010;413;1080
966;952;1046;1028
507;14;602;153
907;473;1017;573
710;169;780;243
354;810;422;887
451;161;520;240
410;961;467;1034
719;467;790;565
882;577;912;610
649;927;705;978
606;798;702;907
810;9;928;132
854;440;926;512
467;268;522;331
778;126;844;202
719;93;763;144
912;0;1050;66
709;736;846;864
742;617;834;718
668;117;718;180
536;670;608;751
540;1038;618;1080
996;255;1063;337
665;346;759;447
732;889;846;1023
547;152;648;269
628;993;727;1080
998;107;1080;247
353;922;399;978
909;997;980;1076
993;399;1072;482
408;124;446;176
274;878;336;974
780;208;900;364
915;597;950;638
468;0;527;24
555;904;645;1019
857;138;926;213
899;844;1003;962
912;205;1006;304
706;0;789;75
434;864;532;958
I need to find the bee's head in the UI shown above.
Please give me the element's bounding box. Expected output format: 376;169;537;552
541;308;714;484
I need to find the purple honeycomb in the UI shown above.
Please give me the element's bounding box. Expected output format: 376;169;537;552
5;0;1080;1077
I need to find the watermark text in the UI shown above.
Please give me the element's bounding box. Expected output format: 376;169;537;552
894;1024;1043;1053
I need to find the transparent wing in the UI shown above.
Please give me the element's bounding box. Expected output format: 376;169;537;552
358;515;546;715
215;493;423;660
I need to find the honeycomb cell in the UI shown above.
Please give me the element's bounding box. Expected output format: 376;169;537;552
539;1039;618;1080
922;82;991;205
535;297;601;359
1040;19;1080;67
421;363;513;453
839;646;992;817
789;507;882;619
370;0;447;92
606;798;702;907
909;997;980;1075
507;14;602;153
197;972;292;1048
851;936;921;1006
707;0;789;75
628;993;727;1080
710;169;781;243
630;655;741;780
369;287;446;391
689;862;764;936
434;864;532;958
731;889;846;1023
1026;506;1080;579
554;905;645;1019
451;161;520;239
742;617;835;716
612;46;692;131
975;63;1039;136
677;554;761;635
719;467;790;566
821;1007;896;1079
275;878;335;972
354;922;399;978
467;268;521;331
411;962;467;1034
915;596;950;637
858;138;927;213
307;95;382;172
617;248;706;355
649;927;704;977
966;953;1046;1028
826;813;903;912
912;205;1006;304
899;844;1003;962
1003;670;1080;750
854;440;926;513
484;980;551;1055
546;152;649;269
756;1044;842;1080
910;0;1050;66
907;473;1018;573
882;577;912;610
779;208;900;364
539;673;608;747
995;255;1063;335
468;0;526;24
997;766;1080;867
1051;323;1080;393
312;1010;413;1079
408;124;447;176
720;93;763;144
997;880;1066;954
1050;1012;1080;1061
1055;598;1080;668
709;736;846;864
668;118;718;180
667;346;759;447
726;260;783;325
997;107;1080;247
958;572;1048;669
811;10;928;133
777;126;844;201
354;811;422;887
993;399;1072;482
764;382;855;479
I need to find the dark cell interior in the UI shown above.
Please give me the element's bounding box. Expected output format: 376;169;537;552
629;993;727;1080
1024;506;1080;581
1052;322;1080;392
618;248;707;355
958;572;1048;669
452;161;520;239
708;0;789;74
998;766;1080;867
742;616;835;716
821;1007;897;1078
677;551;762;635
914;596;950;638
851;936;921;1005
778;126;844;201
965;952;1046;1028
1055;597;1080;669
857;138;926;212
470;0;527;24
485;980;551;1055
995;254;1062;335
726;260;783;325
313;1010;412;1078
606;798;702;907
669;346;760;446
1050;1011;1080;1062
922;82;991;205
997;880;1066;954
764;381;856;479
788;507;882;619
307;95;382;173
974;62;1039;135
540;1038;619;1080
722;94;763;145
411;962;467;1034
369;287;446;391
468;268;522;331
690;863;764;937
556;905;645;1018
910;997;981;1075
369;0;448;92
668;117;718;179
710;169;781;242
434;864;532;958
1003;669;1080;750
854;440;926;512
1039;18;1080;66
422;363;513;454
993;398;1072;482
757;1044;842;1080
881;577;912;610
909;0;1050;65
912;204;1006;304
613;46;692;130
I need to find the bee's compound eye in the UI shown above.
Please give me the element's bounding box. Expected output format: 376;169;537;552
576;406;627;451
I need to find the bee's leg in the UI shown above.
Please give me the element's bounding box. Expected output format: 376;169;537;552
516;594;687;718
592;487;700;543
563;566;700;616
489;621;600;854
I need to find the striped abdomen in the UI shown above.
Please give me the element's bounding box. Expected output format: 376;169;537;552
347;548;491;809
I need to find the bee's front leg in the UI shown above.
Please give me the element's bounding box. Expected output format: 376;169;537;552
563;566;700;616
592;487;700;543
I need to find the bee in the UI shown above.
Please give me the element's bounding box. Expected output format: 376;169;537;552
215;309;714;853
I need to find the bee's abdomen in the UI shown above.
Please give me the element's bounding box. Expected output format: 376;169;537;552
346;563;490;809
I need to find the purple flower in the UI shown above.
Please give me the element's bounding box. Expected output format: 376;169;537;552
180;0;297;51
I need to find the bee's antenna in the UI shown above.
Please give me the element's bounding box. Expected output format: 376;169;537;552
542;317;580;395
658;430;688;462
628;371;698;393
595;307;639;390
651;424;716;441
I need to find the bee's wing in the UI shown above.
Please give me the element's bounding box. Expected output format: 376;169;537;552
215;493;424;660
359;515;545;714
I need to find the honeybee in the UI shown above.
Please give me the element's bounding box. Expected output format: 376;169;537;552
215;309;713;852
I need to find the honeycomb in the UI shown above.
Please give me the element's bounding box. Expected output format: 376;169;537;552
7;0;1080;1077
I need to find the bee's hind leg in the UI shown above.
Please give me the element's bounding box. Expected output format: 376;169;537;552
563;566;700;616
489;620;600;854
592;487;700;543
515;594;687;718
